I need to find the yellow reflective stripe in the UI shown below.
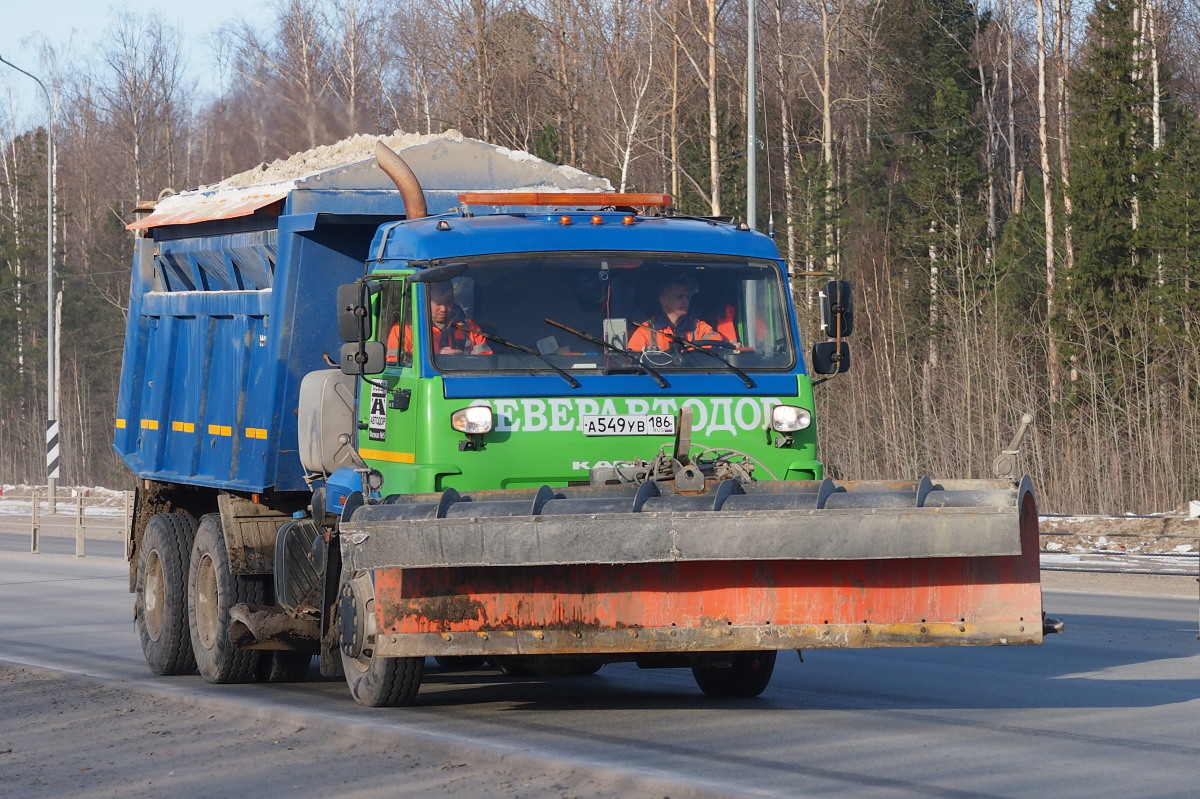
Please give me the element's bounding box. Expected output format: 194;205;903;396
140;419;159;430
172;421;195;433
358;448;415;464
115;419;126;429
207;425;233;436
245;428;268;440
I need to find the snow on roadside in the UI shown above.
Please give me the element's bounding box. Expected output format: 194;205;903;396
1040;551;1198;575
0;485;128;517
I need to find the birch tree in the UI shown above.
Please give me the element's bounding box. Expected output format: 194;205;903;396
96;12;189;202
1035;0;1059;399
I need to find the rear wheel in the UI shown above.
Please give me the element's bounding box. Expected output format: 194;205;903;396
339;571;423;706
188;514;264;683
692;650;777;698
135;513;199;675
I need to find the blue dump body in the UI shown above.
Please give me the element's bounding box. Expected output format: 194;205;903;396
114;205;406;492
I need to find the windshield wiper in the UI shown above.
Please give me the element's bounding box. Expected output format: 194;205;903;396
544;318;669;388
449;322;580;388
628;320;756;389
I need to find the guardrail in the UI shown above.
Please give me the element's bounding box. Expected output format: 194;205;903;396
0;488;132;559
1039;517;1199;577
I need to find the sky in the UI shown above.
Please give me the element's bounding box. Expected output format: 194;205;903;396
1;1;275;129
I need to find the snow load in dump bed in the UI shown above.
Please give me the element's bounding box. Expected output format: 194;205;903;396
128;130;613;230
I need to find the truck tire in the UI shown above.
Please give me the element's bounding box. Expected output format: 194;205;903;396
188;514;264;683
692;650;777;698
339;571;423;706
134;512;199;675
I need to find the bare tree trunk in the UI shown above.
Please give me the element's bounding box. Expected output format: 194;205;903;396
1143;0;1163;292
607;7;658;191
976;2;996;266
707;0;721;216
671;34;680;200
331;0;382;133
1007;0;1018;213
773;0;796;275
1;122;27;373
663;0;723;211
1056;0;1074;283
1147;0;1161;150
819;0;836;273
1037;0;1060;402
550;0;578;164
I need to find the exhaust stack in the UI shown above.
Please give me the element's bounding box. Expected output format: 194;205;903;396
375;141;428;220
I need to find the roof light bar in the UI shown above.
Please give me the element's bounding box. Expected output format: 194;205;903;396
457;192;671;207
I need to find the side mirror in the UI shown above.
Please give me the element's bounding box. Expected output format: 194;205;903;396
337;281;380;343
811;341;851;375
819;280;853;338
339;341;386;376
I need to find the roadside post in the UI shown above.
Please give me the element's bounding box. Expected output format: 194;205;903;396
123;490;133;562
30;488;40;554
75;492;85;557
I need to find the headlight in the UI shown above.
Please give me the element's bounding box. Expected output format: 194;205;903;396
451;405;494;434
771;405;811;432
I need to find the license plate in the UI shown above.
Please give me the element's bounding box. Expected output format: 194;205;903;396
581;414;676;436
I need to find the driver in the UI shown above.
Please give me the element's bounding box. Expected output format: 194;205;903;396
627;277;725;352
386;281;492;362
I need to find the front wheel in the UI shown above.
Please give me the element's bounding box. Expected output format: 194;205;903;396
692;650;777;698
188;514;264;683
135;512;199;675
339;571;423;706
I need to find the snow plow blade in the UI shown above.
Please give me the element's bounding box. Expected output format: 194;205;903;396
339;476;1044;658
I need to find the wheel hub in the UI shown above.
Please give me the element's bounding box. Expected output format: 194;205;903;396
338;578;367;659
143;551;164;640
195;553;219;649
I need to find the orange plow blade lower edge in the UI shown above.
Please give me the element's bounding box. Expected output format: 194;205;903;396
353;476;1045;659
369;549;1044;659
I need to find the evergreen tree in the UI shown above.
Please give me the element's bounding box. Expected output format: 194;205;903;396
1065;0;1200;405
856;0;987;339
1065;0;1155;368
0;128;50;481
1140;110;1200;338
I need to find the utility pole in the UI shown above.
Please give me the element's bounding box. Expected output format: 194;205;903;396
1;54;58;512
746;0;757;230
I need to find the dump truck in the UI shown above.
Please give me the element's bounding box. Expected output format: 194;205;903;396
116;133;1049;706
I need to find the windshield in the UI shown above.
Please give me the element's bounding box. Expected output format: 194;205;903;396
399;252;795;374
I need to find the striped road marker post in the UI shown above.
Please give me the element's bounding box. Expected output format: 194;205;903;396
46;419;59;514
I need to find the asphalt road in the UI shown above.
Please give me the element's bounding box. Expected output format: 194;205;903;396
1;550;1197;798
